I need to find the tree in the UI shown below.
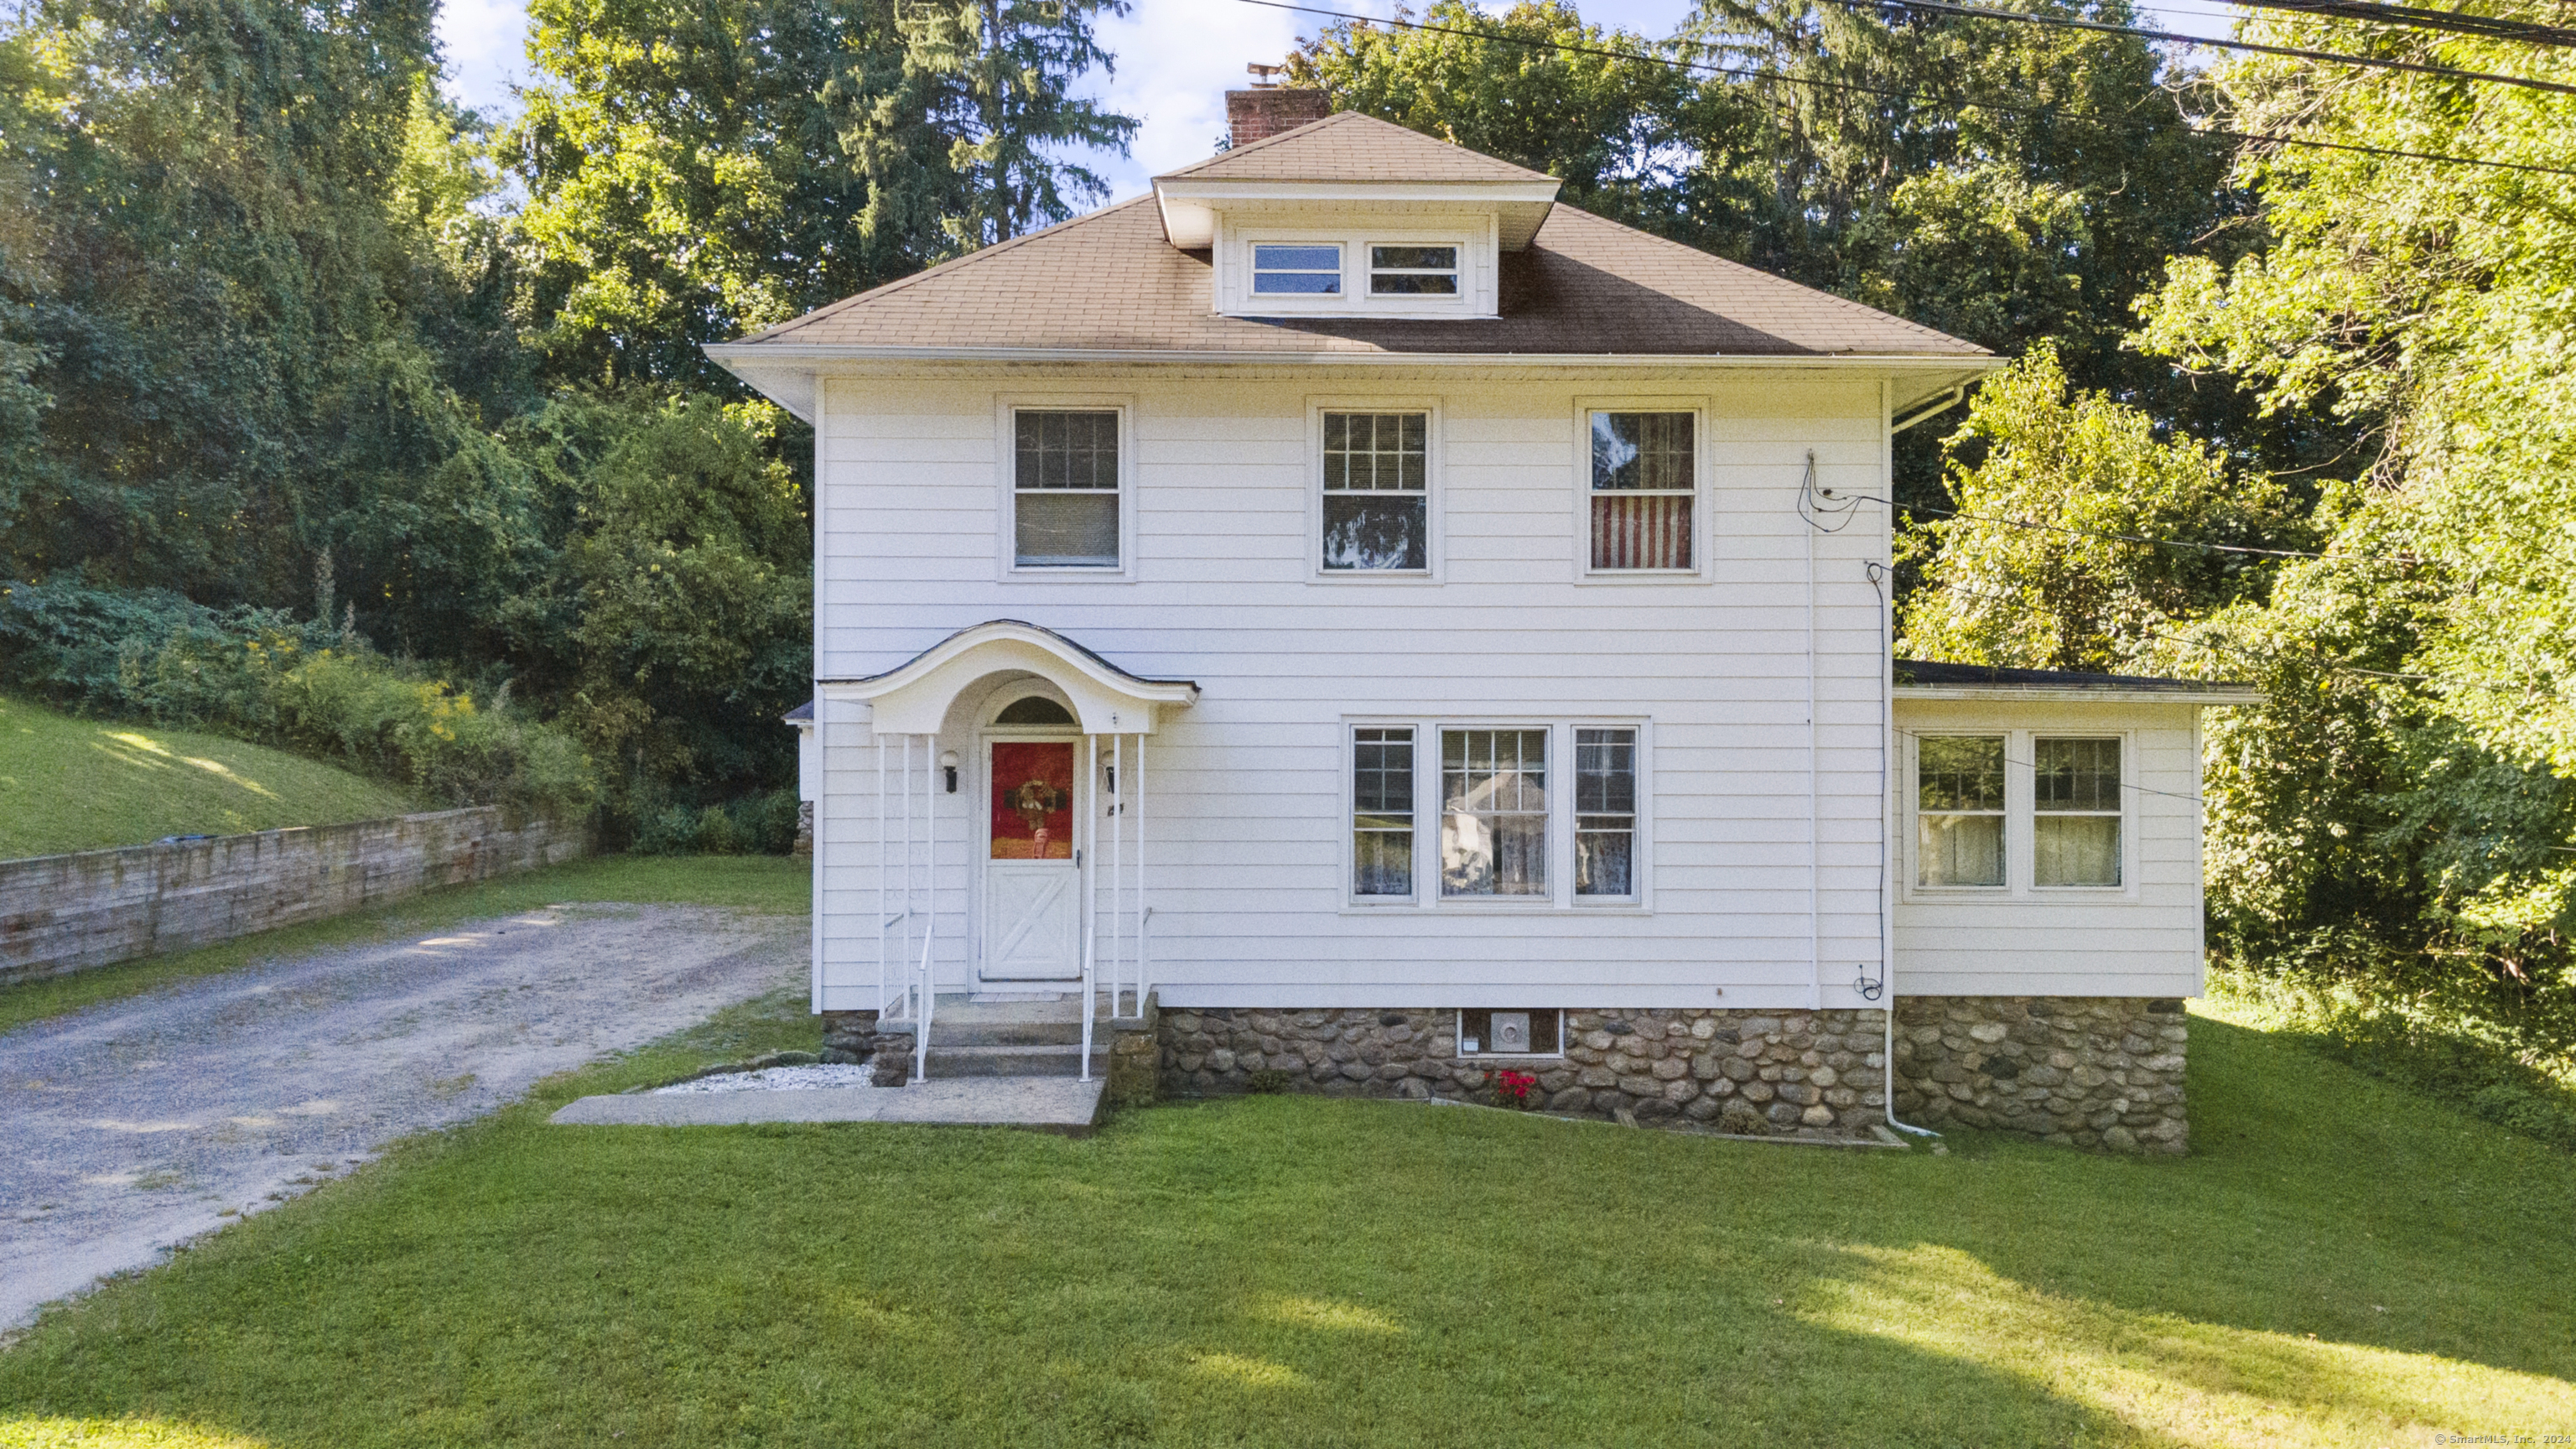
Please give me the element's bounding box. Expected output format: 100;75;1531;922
508;0;1135;389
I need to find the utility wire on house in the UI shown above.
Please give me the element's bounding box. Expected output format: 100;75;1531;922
1825;490;2413;565
1817;0;2576;97
1238;0;2576;179
1906;574;2553;695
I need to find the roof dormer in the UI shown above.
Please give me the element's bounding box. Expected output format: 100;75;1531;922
1153;110;1562;321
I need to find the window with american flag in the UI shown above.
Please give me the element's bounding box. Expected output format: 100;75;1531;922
1587;411;1696;572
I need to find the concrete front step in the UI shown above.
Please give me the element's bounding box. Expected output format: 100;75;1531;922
551;1076;1108;1136
926;1042;1110;1078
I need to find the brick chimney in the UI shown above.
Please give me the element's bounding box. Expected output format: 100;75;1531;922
1226;86;1331;148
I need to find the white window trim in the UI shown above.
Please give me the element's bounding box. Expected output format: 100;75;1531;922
995;393;1137;583
1306;396;1442;584
1339;718;1653;912
1571;397;1712;584
1454;1008;1569;1060
1221;223;1490;319
1901;729;2138;902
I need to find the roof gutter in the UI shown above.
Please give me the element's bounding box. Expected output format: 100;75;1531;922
1894;684;2263;705
707;343;2000;371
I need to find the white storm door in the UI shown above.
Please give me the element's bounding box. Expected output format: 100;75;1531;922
983;739;1082;981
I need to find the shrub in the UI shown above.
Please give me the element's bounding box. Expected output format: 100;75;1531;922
0;579;598;817
1245;1069;1292;1095
631;787;801;856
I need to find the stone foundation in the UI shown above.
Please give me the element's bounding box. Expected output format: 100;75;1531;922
1158;1008;1891;1140
821;1009;908;1086
1889;996;2188;1155
792;802;814;859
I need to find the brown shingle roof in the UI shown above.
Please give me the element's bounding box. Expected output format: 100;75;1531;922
730;196;1987;358
1156;110;1558;184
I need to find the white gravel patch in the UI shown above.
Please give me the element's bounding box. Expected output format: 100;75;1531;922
653;1062;875;1094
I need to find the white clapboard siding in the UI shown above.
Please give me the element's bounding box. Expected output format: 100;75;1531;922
808;369;2206;1011
1890;699;2207;998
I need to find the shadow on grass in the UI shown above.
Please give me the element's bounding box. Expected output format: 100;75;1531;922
1;1008;2568;1448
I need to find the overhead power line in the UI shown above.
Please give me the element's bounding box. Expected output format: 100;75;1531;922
2229;0;2576;49
1833;491;2413;565
1822;0;2576;97
1239;0;2576;179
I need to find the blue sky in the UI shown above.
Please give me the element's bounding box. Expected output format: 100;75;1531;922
437;0;2245;202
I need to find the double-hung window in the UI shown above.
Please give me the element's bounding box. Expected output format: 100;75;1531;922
1442;729;1549;897
1574;728;1638;897
1013;409;1119;569
2033;738;2122;887
1588;411;1695;571
1916;735;2006;888
1352;727;1415;897
1322;412;1427;571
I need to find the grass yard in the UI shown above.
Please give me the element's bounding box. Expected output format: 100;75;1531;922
0;695;413;860
2;994;2570;1449
0;854;809;1034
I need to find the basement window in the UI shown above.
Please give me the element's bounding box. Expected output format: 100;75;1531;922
1456;1009;1564;1057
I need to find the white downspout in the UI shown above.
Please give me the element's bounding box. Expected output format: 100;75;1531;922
1876;377;1939;1140
1806;450;1822;1013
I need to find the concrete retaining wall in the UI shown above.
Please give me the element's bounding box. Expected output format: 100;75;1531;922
1;807;591;985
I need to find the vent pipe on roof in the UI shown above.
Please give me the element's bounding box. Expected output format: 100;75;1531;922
1224;77;1329;148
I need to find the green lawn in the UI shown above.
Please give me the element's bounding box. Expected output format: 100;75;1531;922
3;994;2569;1448
0;854;809;1035
0;695;414;860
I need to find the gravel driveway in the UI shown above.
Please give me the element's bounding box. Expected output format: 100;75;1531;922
0;902;804;1328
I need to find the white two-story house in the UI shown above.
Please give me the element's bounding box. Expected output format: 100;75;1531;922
715;97;2250;1153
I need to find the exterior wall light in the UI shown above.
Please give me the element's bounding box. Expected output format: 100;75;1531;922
939;750;959;792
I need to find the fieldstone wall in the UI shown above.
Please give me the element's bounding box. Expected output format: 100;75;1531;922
1159;1007;1889;1140
1889;996;2189;1155
792;802;814;859
821;1010;906;1085
0;807;589;985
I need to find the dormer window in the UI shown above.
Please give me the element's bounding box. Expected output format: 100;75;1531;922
1253;244;1343;295
1369;245;1458;296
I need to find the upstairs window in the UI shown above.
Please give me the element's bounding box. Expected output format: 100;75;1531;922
2033;737;2122;886
1369;245;1458;295
1322;412;1427;571
1013;409;1119;568
1916;735;2006;888
1253;244;1343;295
1589;412;1695;571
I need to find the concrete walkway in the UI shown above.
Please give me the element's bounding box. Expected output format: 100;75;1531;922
0;903;804;1329
550;1075;1107;1135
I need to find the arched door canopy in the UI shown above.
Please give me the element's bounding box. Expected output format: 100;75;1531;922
817;619;1198;735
